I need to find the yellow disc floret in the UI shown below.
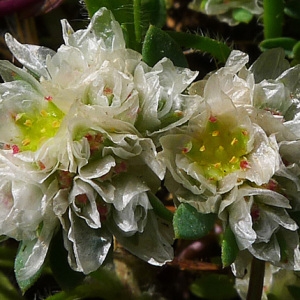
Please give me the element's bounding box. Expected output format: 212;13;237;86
14;98;65;152
183;115;250;181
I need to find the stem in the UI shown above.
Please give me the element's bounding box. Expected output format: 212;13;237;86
263;0;284;39
133;0;142;44
246;257;265;300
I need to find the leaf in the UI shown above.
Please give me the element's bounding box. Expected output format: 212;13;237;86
173;203;216;240
259;37;297;57
232;8;253;24
166;31;231;64
147;191;173;222
83;0;167;51
142;26;188;67
221;226;239;267
48;231;84;291
14;241;43;294
190;274;238;300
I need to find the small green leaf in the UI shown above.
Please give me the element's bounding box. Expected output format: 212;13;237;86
173;203;216;240
14;241;43;294
190;274;238;300
232;8;253;24
148;192;173;222
221;226;239;267
142;25;188;67
259;37;298;57
166;31;231;64
83;0;167;52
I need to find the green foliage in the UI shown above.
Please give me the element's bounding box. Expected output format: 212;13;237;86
83;0;166;51
232;8;253;24
259;37;297;57
190;274;238;300
142;25;188;67
148;192;173;222
173;203;216;240
221;226;239;268
14;241;43;294
166;31;231;64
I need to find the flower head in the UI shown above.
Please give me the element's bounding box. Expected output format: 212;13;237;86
0;7;178;280
159;49;300;271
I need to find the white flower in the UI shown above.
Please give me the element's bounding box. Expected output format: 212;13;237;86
0;7;178;280
159;77;280;209
159;49;300;270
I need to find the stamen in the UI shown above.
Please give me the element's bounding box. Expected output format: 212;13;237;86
52;120;60;128
231;137;238;145
24;119;32;127
40;110;48;117
199;145;206;152
212;130;219;137
22;138;31;146
214;162;221;168
229;156;238;164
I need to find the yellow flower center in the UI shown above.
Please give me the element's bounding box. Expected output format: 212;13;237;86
13;98;65;152
183;115;250;181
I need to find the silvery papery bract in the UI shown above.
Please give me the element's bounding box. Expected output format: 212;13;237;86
158;49;300;274
0;8;200;281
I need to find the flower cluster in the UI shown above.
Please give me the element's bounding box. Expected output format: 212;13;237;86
189;0;263;25
0;8;201;280
159;48;300;274
1;5;300;284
